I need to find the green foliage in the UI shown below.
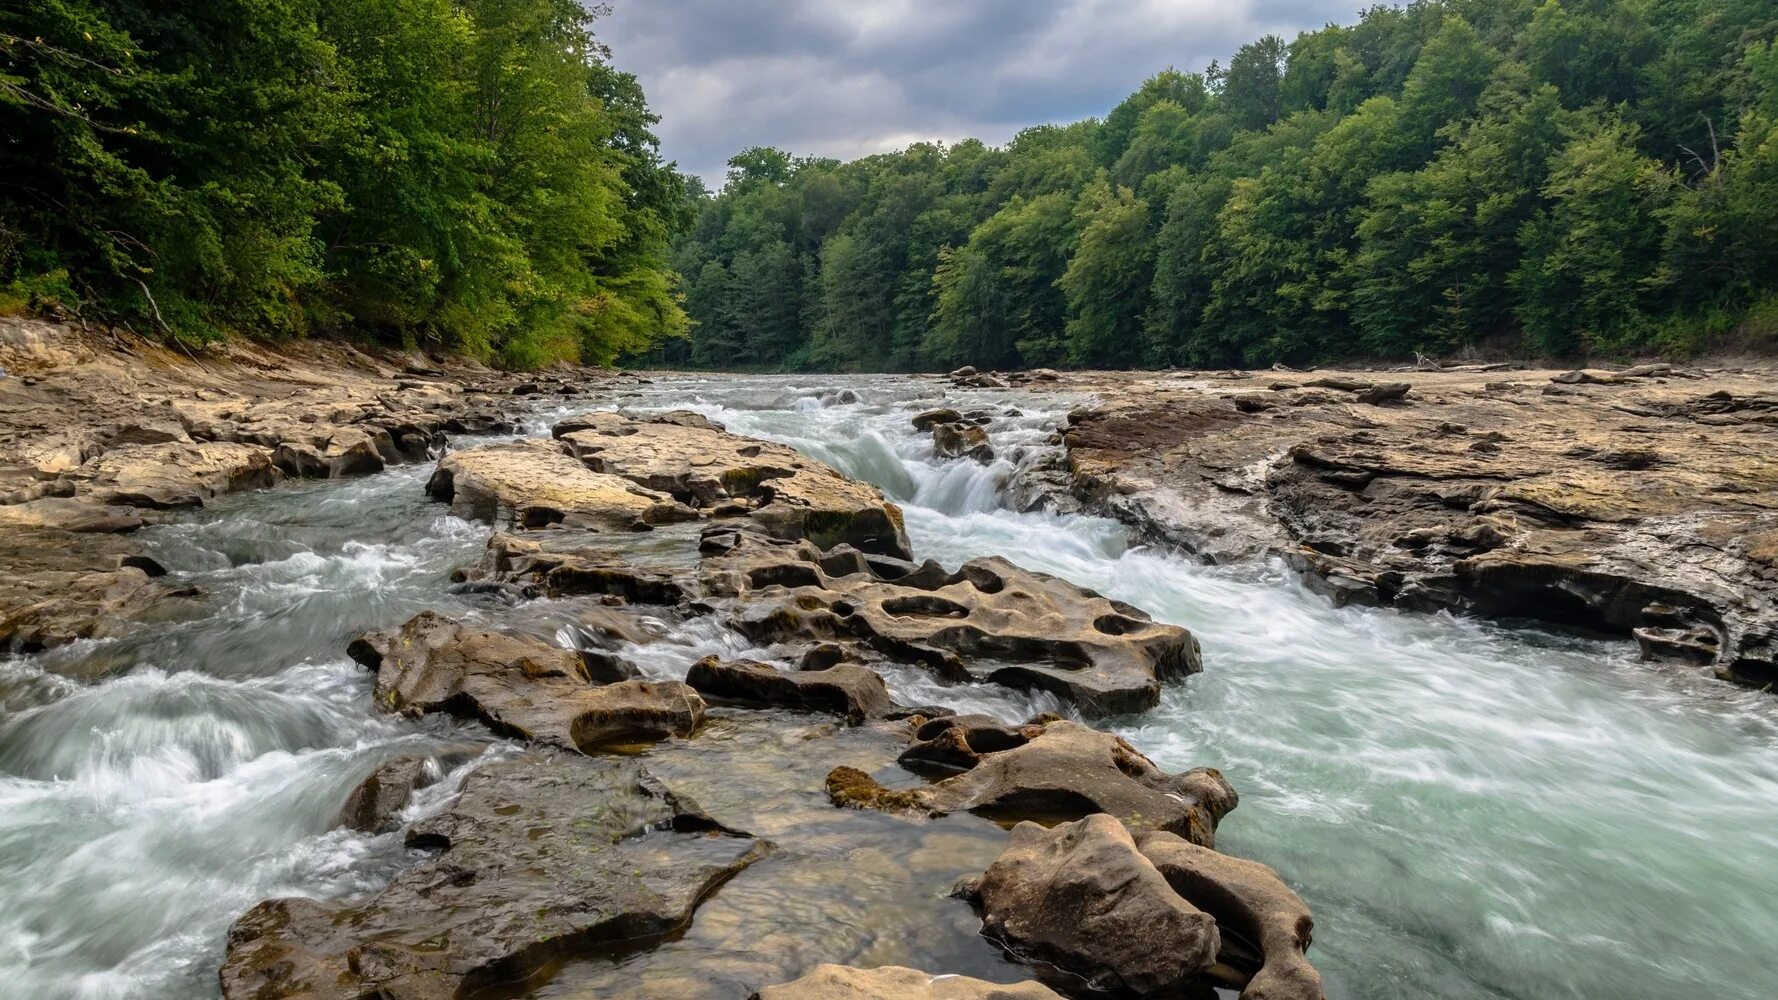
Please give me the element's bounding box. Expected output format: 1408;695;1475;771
0;0;688;366
668;0;1778;370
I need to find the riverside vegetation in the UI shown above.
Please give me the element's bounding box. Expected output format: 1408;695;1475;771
7;1;1777;373
2;0;688;367
665;0;1778;371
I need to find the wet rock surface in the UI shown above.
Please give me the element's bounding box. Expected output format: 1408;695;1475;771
1044;366;1778;687
829;716;1235;846
454;525;1199;718
348;610;705;752
956;814;1323;1000
686;654;892;723
220;752;766;1000
755;964;1063;999
3;325;1325;1000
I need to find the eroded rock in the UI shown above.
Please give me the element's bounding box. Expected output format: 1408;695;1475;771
426;438;694;530
1054;366;1778;686
828;717;1235;845
716;534;1200;716
956;815;1323;1000
956;814;1220;997
348;611;703;752
685;655;891;723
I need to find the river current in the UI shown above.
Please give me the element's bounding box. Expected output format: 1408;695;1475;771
1;374;1774;999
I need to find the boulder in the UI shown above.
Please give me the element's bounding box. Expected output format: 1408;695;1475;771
955;814;1219;997
337;756;430;833
912;408;963;431
932;422;994;463
827;717;1235;846
426;438;694;530
1136;829;1324;1000
221;753;765;1000
556;414;912;560
754;965;1061;999
348;611;704;752
685;655;891;723
270;425;391;478
956;815;1324;1000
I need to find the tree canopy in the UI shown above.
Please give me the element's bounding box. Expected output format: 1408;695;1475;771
1;0;690;366
661;0;1778;370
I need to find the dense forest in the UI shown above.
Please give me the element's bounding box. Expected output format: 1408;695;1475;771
1;0;688;367
662;0;1778;371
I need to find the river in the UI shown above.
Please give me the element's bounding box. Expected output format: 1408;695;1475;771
2;374;1774;999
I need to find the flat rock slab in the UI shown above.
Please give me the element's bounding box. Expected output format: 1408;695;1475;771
754;965;1062;999
427;438;693;530
221;752;766;1000
81;441;275;508
829;717;1235;846
349;610;704;752
556;413;912;560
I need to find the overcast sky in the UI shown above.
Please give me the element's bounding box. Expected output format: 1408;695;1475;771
598;0;1362;188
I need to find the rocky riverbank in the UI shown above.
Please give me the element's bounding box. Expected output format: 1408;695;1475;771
982;363;1777;689
0;317;591;651
2;322;1326;998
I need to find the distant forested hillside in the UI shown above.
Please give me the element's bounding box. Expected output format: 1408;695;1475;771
2;0;688;367
663;0;1778;371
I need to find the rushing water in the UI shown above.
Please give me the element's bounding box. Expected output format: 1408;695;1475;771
3;375;1776;1000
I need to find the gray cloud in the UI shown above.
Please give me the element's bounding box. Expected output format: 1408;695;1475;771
597;0;1360;187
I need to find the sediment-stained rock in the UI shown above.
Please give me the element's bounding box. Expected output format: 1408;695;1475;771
1051;367;1778;687
955;814;1324;1000
685;655;892;723
220;753;765;1000
556;413;913;559
754;965;1062;999
827;716;1235;846
348;611;704;751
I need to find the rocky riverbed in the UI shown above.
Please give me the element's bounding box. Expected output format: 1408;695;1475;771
993;363;1778;689
6;323;1778;1000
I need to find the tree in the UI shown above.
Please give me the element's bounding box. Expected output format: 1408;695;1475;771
1222;35;1288;132
1059;178;1151;367
1513;115;1672;354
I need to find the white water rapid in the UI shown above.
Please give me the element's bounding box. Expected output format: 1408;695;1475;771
2;375;1774;1000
